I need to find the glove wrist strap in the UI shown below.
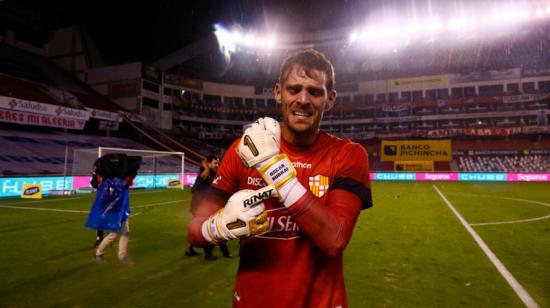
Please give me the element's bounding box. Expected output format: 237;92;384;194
257;154;296;190
257;154;306;208
201;210;229;244
278;177;307;208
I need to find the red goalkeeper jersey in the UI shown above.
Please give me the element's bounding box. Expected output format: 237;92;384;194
210;131;372;308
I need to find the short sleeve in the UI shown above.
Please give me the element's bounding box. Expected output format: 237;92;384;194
211;139;242;194
331;142;373;209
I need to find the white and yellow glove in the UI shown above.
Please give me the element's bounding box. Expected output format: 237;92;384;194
237;117;307;207
238;117;281;168
201;185;276;243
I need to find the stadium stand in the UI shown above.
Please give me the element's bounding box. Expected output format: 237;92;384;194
458;155;550;172
0;128;195;176
0;43;203;172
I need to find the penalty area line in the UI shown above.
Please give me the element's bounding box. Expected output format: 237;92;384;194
433;185;539;308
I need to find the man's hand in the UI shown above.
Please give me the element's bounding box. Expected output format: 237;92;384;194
237;117;307;208
237;117;281;168
201;185;276;243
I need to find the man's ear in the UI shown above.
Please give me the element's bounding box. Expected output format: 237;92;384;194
325;90;336;111
275;83;282;104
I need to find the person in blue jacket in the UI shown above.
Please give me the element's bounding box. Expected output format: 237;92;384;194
85;154;141;265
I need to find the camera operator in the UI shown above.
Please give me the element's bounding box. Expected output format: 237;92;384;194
85;154;141;265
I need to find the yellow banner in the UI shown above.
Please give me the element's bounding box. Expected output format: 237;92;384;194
167;179;182;189
387;74;450;91
381;140;452;161
394;161;434;171
21;184;42;199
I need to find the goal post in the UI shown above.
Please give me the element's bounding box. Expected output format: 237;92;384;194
71;147;185;190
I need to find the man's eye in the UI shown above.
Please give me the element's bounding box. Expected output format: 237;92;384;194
309;89;323;96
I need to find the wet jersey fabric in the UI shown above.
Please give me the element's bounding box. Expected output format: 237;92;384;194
213;131;372;308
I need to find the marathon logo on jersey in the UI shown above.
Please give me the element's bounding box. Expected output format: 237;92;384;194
292;161;312;169
309;174;330;197
243;188;274;207
257;207;301;240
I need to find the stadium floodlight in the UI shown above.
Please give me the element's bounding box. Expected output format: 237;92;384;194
266;36;276;48
214;24;237;57
224;2;550;55
491;12;502;24
423;20;443;34
405;23;421;37
518;11;530;21
214;23;277;52
348;31;358;44
448;18;467;31
242;34;256;47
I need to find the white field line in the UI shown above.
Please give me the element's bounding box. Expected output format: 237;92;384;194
443;193;550;208
0;205;88;213
433;185;539;308
134;198;190;209
469;214;550;226
0;196;90;206
443;192;550;226
0;198;191;214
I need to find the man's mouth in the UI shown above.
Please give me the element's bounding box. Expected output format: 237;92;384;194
292;111;311;117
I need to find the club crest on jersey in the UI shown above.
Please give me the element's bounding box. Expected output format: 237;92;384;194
308;174;329;197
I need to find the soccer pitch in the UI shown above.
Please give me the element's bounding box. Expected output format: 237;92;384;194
0;182;548;307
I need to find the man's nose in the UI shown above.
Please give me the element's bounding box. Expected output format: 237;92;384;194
297;90;309;104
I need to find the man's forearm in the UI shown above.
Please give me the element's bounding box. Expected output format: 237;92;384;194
287;189;362;257
187;187;231;246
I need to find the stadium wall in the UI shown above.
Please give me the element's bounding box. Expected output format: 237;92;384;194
0;173;199;197
1;172;549;197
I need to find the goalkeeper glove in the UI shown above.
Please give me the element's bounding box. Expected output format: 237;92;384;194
201;185;275;243
237;117;307;207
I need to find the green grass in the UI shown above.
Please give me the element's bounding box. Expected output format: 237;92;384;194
0;183;548;307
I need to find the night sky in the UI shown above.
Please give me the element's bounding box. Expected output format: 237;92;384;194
0;0;436;65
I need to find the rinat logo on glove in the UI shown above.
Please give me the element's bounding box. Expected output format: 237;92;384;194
243;135;259;156
202;185;275;243
243;188;274;207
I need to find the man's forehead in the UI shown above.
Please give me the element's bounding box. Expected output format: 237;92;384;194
283;65;327;86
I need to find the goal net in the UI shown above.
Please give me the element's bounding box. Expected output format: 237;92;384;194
70;147;185;190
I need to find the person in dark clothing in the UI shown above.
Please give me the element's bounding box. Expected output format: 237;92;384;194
185;155;232;260
91;158;105;247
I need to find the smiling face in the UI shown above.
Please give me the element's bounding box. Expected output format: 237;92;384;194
275;65;336;145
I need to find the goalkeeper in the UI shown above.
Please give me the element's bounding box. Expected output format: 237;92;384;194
187;49;372;308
